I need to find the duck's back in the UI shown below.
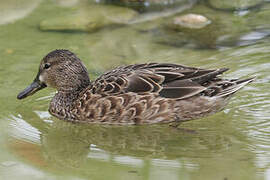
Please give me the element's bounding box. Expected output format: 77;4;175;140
66;63;253;124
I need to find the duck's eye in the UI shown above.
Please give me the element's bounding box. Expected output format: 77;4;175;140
44;63;51;69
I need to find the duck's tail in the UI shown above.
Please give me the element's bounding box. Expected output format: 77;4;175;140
216;77;255;98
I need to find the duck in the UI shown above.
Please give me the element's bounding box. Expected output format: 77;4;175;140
17;49;254;125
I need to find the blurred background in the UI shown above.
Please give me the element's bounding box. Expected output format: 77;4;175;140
0;0;270;179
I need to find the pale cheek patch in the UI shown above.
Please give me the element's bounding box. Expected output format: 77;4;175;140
39;73;54;88
39;74;45;83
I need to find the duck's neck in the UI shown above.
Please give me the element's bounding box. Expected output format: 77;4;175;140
49;86;88;120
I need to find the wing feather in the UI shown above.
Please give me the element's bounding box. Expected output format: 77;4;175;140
91;63;244;99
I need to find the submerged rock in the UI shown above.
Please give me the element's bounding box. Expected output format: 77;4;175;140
40;0;198;32
40;4;138;32
103;0;197;12
100;0;198;23
128;2;197;24
207;0;263;11
160;5;253;49
171;14;211;29
163;13;215;48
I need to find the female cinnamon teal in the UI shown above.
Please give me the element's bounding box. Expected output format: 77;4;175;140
17;49;254;125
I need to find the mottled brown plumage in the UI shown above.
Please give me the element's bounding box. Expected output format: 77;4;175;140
17;50;254;125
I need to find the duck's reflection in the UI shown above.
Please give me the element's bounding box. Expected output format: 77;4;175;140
9;104;259;179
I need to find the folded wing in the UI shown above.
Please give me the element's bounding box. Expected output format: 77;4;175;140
91;63;253;99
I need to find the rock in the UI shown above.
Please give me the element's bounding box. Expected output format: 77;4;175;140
171;14;211;29
161;5;252;49
103;0;197;12
0;0;41;25
97;0;197;24
163;14;214;48
39;5;138;32
128;2;197;24
207;0;264;11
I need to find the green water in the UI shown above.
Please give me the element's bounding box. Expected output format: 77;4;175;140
0;0;270;179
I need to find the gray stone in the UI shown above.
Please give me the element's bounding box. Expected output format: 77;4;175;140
162;5;252;48
171;14;211;29
104;0;197;12
40;4;138;32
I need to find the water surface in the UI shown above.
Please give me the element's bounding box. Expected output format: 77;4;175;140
0;0;270;179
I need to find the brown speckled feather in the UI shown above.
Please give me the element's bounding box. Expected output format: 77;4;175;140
92;63;213;97
65;63;254;124
17;50;254;125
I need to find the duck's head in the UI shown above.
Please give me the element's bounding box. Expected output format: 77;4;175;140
17;49;90;100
